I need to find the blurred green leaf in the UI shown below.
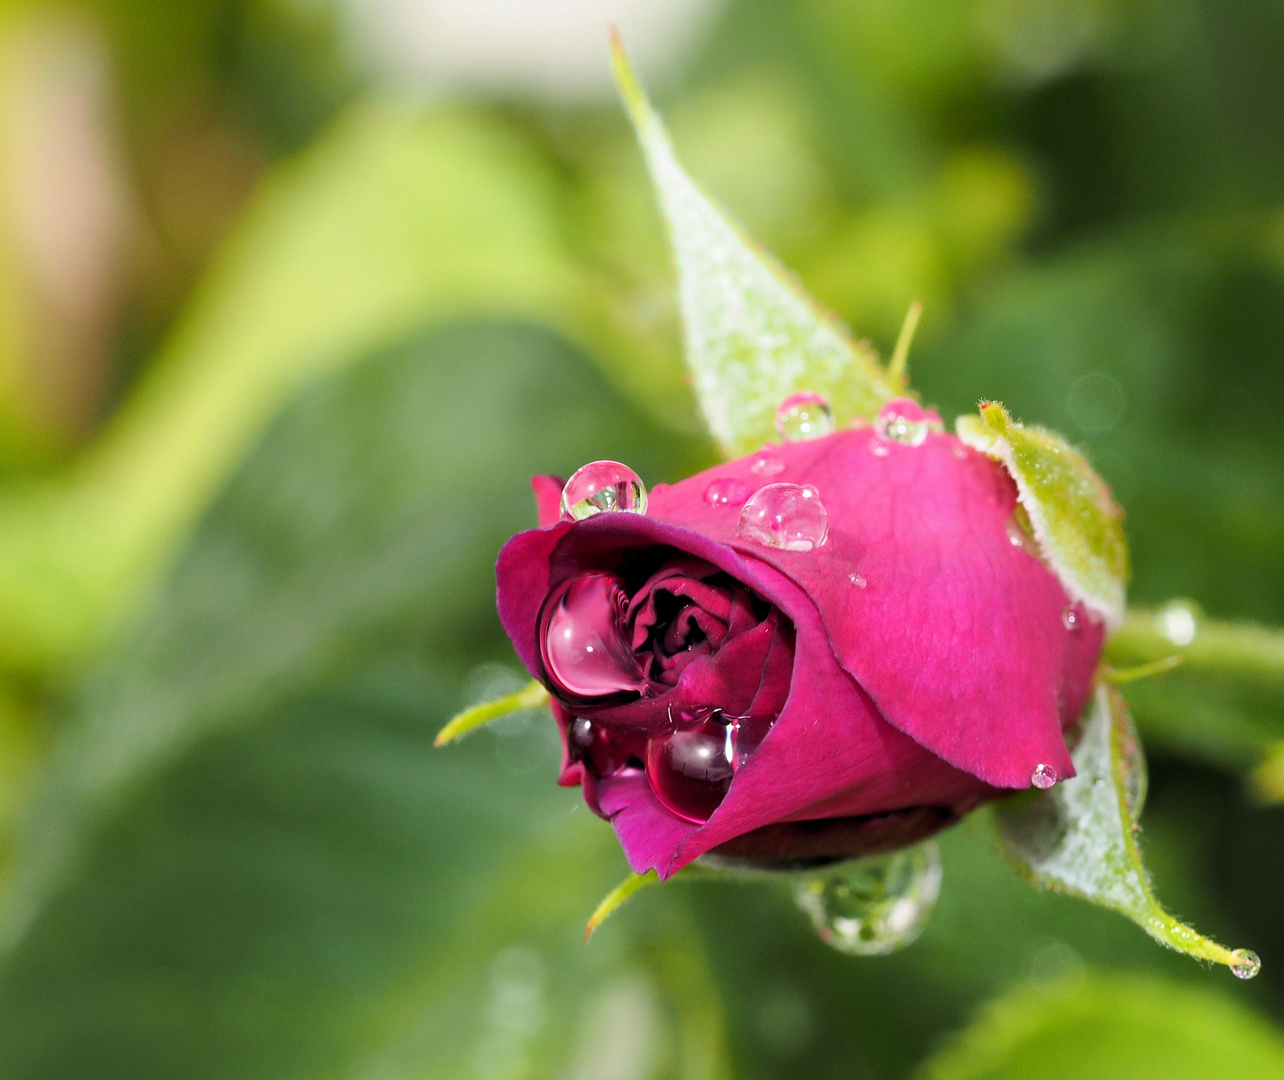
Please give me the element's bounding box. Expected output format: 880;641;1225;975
0;322;722;1078
612;35;896;456
917;972;1284;1080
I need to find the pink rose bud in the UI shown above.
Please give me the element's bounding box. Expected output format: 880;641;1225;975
497;402;1103;879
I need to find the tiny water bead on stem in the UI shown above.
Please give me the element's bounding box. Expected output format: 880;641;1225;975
560;460;648;521
774;391;834;442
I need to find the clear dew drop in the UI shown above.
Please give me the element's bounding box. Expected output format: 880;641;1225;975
1031;763;1058;789
750;452;785;478
774;391;834;442
1231;949;1262;980
1062;606;1079;630
874;403;943;446
848;572;867;588
870;441;890;457
560;461;647;521
794;843;942;956
704;477;752;508
736;483;828;552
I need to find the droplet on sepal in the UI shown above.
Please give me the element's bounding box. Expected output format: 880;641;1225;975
561;461;648;520
774;391;834;441
874;401;943;446
736;484;828;551
704;477;752;508
794;843;942;956
1031;763;1058;789
750;452;785;478
1231;949;1262;980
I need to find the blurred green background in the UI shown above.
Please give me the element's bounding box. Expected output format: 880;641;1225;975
0;0;1282;1077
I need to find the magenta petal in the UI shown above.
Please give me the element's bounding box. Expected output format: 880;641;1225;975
596;771;702;877
643;428;1079;790
531;475;565;528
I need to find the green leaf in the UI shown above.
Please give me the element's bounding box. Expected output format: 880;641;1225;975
995;684;1254;973
917;973;1284;1080
434;679;549;746
0;322;703;960
611;35;897;457
956;402;1128;628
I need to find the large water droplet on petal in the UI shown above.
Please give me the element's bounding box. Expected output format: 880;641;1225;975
561;460;648;521
794;843;942;956
645;713;734;823
1031;763;1058;789
1231;948;1262;980
736;484;828;551
704;477;752;508
874;401;944;446
750;452;785;478
542;574;642;697
774;391;834;441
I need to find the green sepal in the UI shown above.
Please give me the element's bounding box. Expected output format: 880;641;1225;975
995;684;1257;975
585;870;658;941
957;402;1128;628
434;679;548;746
610;33;898;457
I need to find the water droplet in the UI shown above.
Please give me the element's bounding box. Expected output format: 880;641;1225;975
645;713;733;823
848;572;867;588
870;441;890;457
704;477;752;508
1158;601;1198;647
1231;948;1262;980
750;452;785;478
874;401;944;446
1031;764;1058;789
541;574;642;698
1062;607;1079;630
560;461;647;521
736;484;828;551
774;391;834;441
952;446;968;460
794;843;942;956
1006;518;1028;549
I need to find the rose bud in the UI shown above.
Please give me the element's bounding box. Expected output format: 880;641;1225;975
496;400;1104;880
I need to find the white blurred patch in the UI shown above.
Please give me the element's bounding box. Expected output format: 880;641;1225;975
564;973;667;1080
342;0;724;102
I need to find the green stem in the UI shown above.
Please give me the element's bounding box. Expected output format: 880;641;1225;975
1106;604;1284;692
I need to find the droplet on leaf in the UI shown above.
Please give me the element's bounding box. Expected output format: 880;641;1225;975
1231;949;1262;980
774;391;834;441
561;461;648;520
794;843;942;956
736;483;828;551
